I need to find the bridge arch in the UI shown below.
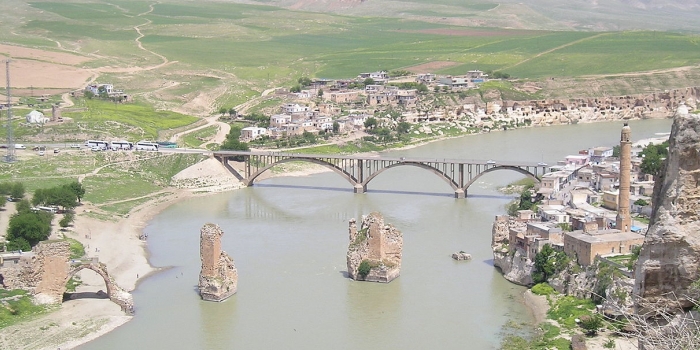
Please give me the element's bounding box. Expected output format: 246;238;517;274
64;263;134;314
361;162;460;193
245;157;358;188
462;165;540;194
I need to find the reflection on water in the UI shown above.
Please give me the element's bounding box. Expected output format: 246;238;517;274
79;119;672;350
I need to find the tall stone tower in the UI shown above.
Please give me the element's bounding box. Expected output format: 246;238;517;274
616;123;632;232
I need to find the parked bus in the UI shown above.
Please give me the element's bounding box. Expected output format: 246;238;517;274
85;140;108;150
110;140;133;151
135;141;159;151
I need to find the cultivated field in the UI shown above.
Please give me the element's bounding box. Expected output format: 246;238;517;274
1;0;699;116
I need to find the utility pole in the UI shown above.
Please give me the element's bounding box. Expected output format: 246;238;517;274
4;59;15;162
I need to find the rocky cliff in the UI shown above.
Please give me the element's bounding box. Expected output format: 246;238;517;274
634;110;700;312
491;215;533;286
198;223;238;301
346;212;402;283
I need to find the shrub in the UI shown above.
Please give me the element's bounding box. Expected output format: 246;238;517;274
531;283;556;296
358;260;372;278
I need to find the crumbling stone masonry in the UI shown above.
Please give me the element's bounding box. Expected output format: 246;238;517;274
0;240;134;314
346;212;403;283
198;223;238;301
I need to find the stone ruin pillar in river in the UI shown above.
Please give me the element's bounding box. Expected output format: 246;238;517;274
198;223;238;301
346;212;403;283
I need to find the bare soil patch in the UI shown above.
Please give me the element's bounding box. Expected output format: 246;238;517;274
0;44;91;65
0;55;93;90
404;60;460;73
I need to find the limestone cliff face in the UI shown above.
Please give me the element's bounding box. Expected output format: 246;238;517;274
198;223;238;301
491;216;533;286
634;111;700;311
346;212;402;283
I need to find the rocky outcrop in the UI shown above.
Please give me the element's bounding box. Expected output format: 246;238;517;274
346;212;402;283
451;252;472;261
491;215;533;286
198;223;238;301
634;110;700;313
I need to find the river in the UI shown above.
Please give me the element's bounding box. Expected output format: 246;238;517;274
79;119;672;349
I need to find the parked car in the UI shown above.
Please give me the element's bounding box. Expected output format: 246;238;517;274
486;160;496;164
15;144;26;149
38;151;45;156
53;148;60;154
70;144;81;149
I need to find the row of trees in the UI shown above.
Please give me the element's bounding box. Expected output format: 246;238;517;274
2;181;84;251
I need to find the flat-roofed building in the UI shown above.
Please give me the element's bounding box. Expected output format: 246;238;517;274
564;229;644;265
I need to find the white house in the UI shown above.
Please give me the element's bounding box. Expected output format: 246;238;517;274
282;103;309;114
270;114;292;128
25;110;50;124
240;127;267;141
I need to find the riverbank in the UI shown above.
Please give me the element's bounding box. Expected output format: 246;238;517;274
4;116;674;349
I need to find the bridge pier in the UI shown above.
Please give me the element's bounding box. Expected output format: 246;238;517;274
454;189;465;199
354;184;366;194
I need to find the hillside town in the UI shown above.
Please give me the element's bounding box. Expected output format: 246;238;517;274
234;70;698;145
491;109;680;286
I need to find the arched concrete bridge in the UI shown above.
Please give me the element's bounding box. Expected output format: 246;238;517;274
213;151;548;198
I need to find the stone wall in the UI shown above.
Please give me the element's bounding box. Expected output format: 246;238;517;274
0;241;134;313
346;212;402;283
634;110;700;313
198;223;238;301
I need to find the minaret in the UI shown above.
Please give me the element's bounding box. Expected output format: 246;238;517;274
616;123;632;232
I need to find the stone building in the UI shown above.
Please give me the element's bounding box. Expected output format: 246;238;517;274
563;229;644;266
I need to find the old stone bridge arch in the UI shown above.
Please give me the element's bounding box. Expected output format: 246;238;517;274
65;262;134;315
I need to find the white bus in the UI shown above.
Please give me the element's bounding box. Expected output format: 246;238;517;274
110;140;133;151
135;141;159;151
85;140;109;150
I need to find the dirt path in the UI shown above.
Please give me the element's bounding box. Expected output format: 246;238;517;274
579;65;700;79
91;3;176;75
500;32;611;71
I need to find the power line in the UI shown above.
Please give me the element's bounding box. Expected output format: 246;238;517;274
4;58;15;162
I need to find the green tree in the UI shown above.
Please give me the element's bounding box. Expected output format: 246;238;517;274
634;198;649;206
60;212;75;228
397;121;411;134
290;85;301;93
317;88;324;98
332;121;340;134
97;85;109;99
10;182;25;201
15;199;31;213
364;117;378;130
640;141;669;175
218;107;227;116
302;130;317;144
7;210;52;249
612;145;620;157
298;77;312;87
228;108;237;118
363;78;375;86
65;181;86;203
0;195;6;209
533;244;571;283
